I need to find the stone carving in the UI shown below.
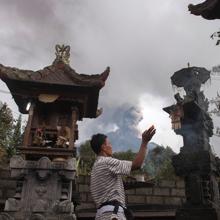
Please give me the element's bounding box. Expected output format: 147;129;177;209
29;214;45;220
52;200;74;214
0;213;14;220
1;156;76;219
36;157;51;180
4;199;20;212
10;155;26;168
55;44;70;65
164;66;220;220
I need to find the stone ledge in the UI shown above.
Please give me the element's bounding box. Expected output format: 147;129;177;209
176;180;185;188
159;180;175;188
153;187;170;196
136;188;153;195
127;195;145;204
164;197;182;205
171;188;185;197
146;196;164;205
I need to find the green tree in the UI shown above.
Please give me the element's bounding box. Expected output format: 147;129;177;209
0;103;14;164
0;104;24;162
155;159;176;180
113;150;146;177
9;114;23;157
78;140;96;175
113;149;136;161
143;146;176;179
0;103;14;149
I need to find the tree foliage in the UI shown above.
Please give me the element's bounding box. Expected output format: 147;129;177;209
0;103;23;163
143;146;176;180
113;149;136;161
0;103;14;149
77;140;177;180
77;140;96;175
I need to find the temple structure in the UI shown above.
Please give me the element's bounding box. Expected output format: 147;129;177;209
0;45;109;220
164;66;220;220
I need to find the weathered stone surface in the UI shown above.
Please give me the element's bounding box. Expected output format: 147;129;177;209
5;190;15;198
136;188;153;195
0;169;10;179
176;180;185;188
159;180;175;188
0;156;77;219
0;213;14;220
164;66;220;220
146;196;164;205
80;193;87;202
153;187;170;196
164;197;182;205
78;184;90;193
0;181;16;189
87;193;93;203
78;176;85;184
84;175;90;185
171;188;185;197
125;189;136;195
127;195;145;204
76;203;95;210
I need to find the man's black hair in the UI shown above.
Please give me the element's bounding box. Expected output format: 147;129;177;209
90;133;107;155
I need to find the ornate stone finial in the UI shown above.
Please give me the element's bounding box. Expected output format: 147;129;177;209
55;44;70;65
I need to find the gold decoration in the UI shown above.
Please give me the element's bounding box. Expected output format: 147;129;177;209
55;44;70;64
170;105;184;130
38;94;59;103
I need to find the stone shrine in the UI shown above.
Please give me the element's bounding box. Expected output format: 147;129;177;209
0;45;109;220
164;66;220;220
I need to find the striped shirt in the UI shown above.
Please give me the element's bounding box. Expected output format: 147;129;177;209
90;156;132;209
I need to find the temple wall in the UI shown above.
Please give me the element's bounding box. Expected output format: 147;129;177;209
76;175;185;210
0;168;185;219
0;168;16;211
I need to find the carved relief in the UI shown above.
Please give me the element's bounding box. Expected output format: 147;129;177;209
0;213;14;220
33;183;48;212
29;214;46;220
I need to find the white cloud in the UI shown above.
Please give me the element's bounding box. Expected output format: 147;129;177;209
0;0;220;154
138;93;183;153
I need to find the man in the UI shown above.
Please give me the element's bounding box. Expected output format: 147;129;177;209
90;125;156;220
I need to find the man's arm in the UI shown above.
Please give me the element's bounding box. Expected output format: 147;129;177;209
131;125;156;171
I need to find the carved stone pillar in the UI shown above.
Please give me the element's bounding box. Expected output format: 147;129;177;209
164;67;220;220
0;156;77;220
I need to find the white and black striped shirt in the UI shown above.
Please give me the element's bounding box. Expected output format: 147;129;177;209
90;156;132;208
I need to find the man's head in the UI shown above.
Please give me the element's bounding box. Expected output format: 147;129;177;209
90;133;112;157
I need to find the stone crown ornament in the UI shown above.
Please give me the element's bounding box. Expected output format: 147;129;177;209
55;44;70;65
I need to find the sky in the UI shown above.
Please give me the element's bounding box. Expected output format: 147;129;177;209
0;0;220;154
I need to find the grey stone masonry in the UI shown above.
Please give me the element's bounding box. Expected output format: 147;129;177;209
0;171;186;215
0;156;77;220
76;176;186;211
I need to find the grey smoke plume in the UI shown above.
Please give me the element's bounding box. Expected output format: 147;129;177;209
106;105;143;151
0;0;220;154
77;104;143;150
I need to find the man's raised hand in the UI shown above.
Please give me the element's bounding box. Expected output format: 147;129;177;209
142;125;156;145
